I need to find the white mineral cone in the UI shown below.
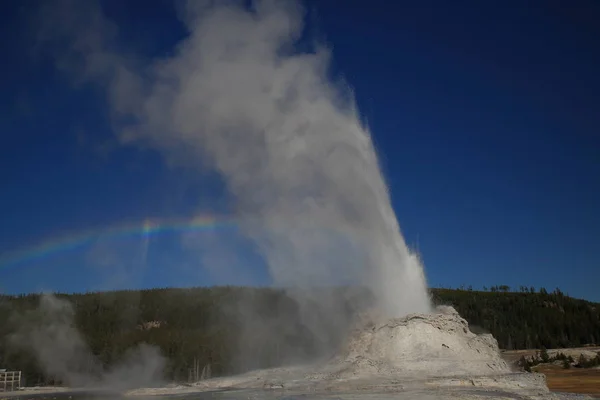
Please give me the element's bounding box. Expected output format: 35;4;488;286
329;306;510;378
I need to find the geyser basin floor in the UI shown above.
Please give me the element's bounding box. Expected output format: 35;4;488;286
125;375;590;399
127;307;593;399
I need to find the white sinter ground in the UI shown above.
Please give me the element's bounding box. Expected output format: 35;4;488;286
127;306;589;399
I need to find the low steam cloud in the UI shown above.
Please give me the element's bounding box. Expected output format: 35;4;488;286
9;294;164;389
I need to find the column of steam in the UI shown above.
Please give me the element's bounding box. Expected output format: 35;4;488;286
46;0;433;319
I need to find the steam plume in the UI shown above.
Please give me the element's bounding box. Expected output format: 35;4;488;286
39;0;431;360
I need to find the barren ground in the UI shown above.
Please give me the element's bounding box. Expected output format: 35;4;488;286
534;365;600;399
502;347;600;398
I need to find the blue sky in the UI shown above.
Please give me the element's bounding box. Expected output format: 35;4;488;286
1;0;599;301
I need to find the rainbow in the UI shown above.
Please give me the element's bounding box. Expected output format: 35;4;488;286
0;215;236;270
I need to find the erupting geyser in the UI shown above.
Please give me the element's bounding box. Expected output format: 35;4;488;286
130;0;432;318
51;0;431;318
46;1;575;397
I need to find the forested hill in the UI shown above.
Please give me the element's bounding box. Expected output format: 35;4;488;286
0;286;598;385
431;287;599;350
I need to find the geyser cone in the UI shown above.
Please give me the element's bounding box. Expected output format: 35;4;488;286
330;306;509;379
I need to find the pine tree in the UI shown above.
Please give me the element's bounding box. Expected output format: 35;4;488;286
540;347;550;363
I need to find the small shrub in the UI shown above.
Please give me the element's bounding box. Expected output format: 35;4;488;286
518;355;533;372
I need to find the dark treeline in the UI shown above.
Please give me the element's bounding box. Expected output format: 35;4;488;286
0;286;598;386
431;287;600;350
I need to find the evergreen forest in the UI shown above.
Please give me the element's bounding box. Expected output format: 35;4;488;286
0;286;598;386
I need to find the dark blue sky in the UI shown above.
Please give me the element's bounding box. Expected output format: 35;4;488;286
1;0;599;301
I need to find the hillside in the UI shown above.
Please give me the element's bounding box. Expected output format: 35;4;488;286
432;287;600;350
0;286;598;386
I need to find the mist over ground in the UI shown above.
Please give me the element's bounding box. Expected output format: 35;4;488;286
2;287;379;385
8;294;164;389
